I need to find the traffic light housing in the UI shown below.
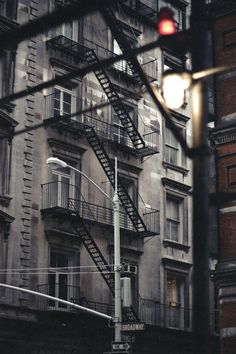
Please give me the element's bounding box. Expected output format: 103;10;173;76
157;7;177;36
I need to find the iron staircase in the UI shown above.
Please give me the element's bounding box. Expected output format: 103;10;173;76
82;124;153;237
103;5;143;86
83;49;149;154
69;199;115;296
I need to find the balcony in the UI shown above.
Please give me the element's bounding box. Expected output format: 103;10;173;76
44;93;159;156
47;35;158;83
83;38;158;83
121;0;157;26
139;296;219;334
41;181;159;235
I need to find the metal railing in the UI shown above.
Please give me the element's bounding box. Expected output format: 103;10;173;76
41;181;160;234
44;91;159;152
37;283;80;312
143;208;160;234
122;0;157;24
41;181;134;231
139;296;219;333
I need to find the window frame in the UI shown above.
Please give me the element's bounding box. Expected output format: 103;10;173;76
165;270;189;329
166;193;183;243
48;247;79;309
53;85;75;118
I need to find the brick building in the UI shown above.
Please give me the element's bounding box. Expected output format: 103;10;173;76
210;1;236;354
0;0;219;353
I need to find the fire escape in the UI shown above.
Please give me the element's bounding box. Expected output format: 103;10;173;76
44;3;160;316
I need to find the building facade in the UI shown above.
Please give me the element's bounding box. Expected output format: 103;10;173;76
0;0;218;353
209;1;236;354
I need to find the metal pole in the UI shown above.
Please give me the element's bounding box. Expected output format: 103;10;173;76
191;1;210;353
113;157;122;342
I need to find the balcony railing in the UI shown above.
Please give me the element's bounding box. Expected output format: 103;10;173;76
44;92;159;153
143;208;160;234
122;0;157;25
47;35;158;82
83;38;158;82
41;181;160;234
38;283;80;312
139;296;219;333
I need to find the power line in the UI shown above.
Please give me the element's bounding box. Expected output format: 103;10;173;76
0;265;114;272
0;38;160;109
0;0;119;52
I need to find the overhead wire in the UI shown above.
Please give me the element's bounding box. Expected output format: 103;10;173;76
0;0;120;52
0;38;162;109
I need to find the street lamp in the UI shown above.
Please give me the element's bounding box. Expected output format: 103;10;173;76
161;70;191;110
46;157;122;343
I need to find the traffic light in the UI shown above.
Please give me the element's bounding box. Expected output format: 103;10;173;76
157;7;177;36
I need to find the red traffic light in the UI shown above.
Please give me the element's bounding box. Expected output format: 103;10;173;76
157;7;177;36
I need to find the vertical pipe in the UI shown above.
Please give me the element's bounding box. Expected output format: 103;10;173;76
113;156;122;342
191;1;211;353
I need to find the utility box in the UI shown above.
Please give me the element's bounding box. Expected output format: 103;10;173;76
121;277;132;308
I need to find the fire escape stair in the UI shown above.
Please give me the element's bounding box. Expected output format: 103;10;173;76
82;124;152;237
69;200;115;296
103;5;143;86
83;49;147;153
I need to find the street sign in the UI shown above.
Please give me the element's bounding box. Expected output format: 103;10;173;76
112;342;130;352
103;352;128;354
121;322;145;332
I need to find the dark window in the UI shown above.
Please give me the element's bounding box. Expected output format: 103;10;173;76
0;0;18;19
49;250;69;308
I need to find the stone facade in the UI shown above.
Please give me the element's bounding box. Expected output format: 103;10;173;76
0;0;219;353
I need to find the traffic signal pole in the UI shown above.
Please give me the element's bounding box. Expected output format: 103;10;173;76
191;1;211;353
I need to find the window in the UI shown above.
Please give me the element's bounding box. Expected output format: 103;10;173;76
48;248;79;309
166;195;182;242
165;126;178;165
0;0;17;19
166;274;186;329
54;1;77;40
159;0;186;31
51;166;74;209
112;21;140;75
118;174;138;230
113;40;133;75
164;124;186;167
163;54;185;73
112;104;136;146
53;86;75;118
0;137;11;197
0;51;15;99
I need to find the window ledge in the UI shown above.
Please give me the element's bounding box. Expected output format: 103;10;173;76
163;239;190;253
162;161;189;176
0;195;12;207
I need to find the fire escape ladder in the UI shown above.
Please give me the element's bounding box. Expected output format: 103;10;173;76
69;200;115;296
103;6;143;86
83;125;147;235
83;49;146;151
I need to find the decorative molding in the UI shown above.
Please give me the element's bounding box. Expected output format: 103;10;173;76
162;161;189;176
0;194;12;207
162;177;192;194
163;239;190;253
162;257;192;270
0;210;14;223
48;138;85;162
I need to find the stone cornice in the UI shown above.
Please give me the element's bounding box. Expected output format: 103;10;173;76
162;177;192;194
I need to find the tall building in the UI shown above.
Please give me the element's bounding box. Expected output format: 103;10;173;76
209;1;236;353
0;0;218;353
